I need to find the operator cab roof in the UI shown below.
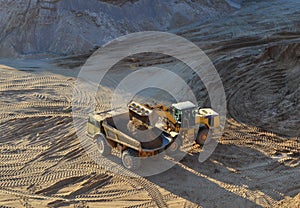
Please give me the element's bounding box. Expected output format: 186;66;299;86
172;101;196;110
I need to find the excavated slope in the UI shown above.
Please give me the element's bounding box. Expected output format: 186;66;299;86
0;0;235;57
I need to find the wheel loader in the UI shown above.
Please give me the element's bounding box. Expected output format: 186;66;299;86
128;100;221;152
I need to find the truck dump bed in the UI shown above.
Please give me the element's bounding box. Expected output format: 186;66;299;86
104;113;170;150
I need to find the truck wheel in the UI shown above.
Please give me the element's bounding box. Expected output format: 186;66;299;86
122;149;141;170
166;138;182;154
196;128;209;145
96;134;111;156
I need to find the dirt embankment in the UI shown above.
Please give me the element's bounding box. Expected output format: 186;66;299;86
0;0;236;57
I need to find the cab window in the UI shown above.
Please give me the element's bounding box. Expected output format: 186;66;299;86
88;117;97;126
173;108;182;122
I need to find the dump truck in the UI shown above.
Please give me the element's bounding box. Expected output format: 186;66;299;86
87;110;173;170
128;100;221;152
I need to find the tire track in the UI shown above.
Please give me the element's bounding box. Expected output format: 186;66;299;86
0;101;89;111
79;136;168;208
164;155;277;208
221;118;300;167
0;112;86;123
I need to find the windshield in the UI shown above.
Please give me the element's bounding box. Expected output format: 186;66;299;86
173;108;182;122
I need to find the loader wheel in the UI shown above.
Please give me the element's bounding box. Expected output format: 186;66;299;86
196;128;209;145
122;149;141;170
96;134;111;156
166;138;182;154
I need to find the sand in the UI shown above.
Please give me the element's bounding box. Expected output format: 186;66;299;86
0;55;298;208
0;0;299;207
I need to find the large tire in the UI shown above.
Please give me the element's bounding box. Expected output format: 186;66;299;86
166;138;182;155
196;128;209;145
122;149;141;170
96;134;111;156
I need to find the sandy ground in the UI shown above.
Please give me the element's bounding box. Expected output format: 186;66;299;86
0;62;299;208
0;0;300;207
